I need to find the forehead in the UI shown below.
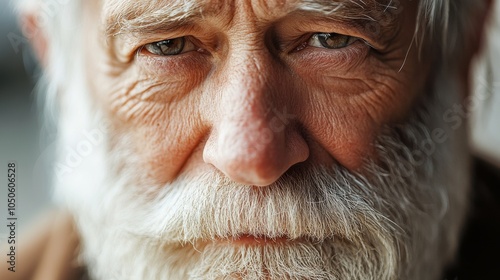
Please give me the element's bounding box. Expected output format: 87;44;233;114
102;0;393;15
102;0;397;33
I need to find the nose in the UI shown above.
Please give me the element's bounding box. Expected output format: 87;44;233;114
203;49;309;186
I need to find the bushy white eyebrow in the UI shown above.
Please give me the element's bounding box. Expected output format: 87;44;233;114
104;0;204;37
104;0;396;37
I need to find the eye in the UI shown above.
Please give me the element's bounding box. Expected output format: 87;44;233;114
143;37;196;56
308;33;358;49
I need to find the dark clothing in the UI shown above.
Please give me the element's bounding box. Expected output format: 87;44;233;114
443;158;500;279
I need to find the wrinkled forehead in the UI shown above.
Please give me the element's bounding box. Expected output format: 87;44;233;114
103;0;393;14
101;0;403;36
103;0;396;17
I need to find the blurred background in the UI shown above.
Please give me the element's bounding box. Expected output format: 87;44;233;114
0;0;53;239
0;0;499;241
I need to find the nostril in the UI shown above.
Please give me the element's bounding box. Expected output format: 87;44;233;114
211;154;283;186
203;129;309;186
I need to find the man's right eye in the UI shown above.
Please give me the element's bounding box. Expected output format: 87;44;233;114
143;37;196;56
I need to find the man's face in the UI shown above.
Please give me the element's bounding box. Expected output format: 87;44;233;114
59;0;468;279
84;0;424;184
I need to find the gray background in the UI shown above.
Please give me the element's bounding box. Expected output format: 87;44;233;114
0;0;53;241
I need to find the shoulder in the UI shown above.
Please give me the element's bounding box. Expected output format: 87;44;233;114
444;157;500;279
0;209;87;280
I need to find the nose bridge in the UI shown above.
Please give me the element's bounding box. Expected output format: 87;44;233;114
227;44;274;101
218;47;285;165
219;42;282;133
202;43;309;186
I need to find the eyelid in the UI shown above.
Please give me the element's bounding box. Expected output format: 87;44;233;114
275;15;384;53
137;36;198;57
290;33;361;53
307;33;358;49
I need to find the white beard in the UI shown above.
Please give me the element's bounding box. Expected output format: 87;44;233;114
52;74;470;280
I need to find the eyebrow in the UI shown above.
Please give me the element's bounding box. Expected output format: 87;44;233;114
104;0;398;38
104;0;203;37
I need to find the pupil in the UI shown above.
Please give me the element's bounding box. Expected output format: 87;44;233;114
158;40;174;53
154;38;184;55
319;33;348;49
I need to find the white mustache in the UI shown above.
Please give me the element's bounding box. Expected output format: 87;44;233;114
116;162;416;247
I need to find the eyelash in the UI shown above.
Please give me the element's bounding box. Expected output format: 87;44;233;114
140;37;198;56
291;33;361;52
139;32;363;58
309;33;358;49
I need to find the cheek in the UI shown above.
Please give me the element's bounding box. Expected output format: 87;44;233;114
93;54;211;184
292;51;421;170
134;115;206;184
109;98;207;185
298;95;380;170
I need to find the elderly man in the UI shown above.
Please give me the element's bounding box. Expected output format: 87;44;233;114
4;0;498;279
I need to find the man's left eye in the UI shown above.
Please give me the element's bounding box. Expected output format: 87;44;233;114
143;37;196;56
308;33;358;49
